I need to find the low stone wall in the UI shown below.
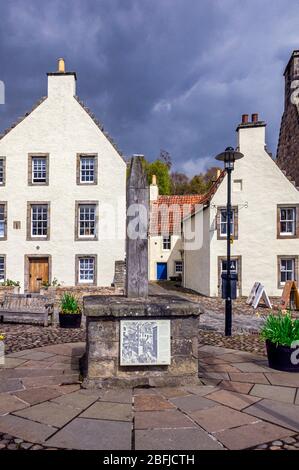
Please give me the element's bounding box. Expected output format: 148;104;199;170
41;286;123;323
0;286;20;301
82;295;202;388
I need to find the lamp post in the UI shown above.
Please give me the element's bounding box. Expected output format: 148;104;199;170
215;147;244;336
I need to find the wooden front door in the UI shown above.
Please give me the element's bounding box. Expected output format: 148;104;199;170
29;258;49;293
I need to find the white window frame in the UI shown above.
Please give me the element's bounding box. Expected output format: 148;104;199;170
175;261;183;274
280;208;296;236
220;209;234;237
280;258;295;285
162;235;171;250
31;204;48;238
78;257;95;284
78;204;96;239
80;157;95;184
32;157;47;184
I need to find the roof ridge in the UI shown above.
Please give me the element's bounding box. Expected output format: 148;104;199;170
0;96;47;140
74;96;124;160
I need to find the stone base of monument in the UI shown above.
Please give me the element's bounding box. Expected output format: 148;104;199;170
81;295;202;388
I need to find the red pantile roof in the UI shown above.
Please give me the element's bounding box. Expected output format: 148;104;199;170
150;170;225;235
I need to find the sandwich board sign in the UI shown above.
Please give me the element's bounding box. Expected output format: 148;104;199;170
280;281;299;310
247;282;272;309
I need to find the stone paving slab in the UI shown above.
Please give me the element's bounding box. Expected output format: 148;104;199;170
265;373;299;388
39;343;85;357
233;362;274;373
206;390;261;410
19;351;57;361
214;421;295;450
45;418;132;450
135;410;197;430
0;414;56;443
190;404;258;433
80;402;132;422
21;374;80;388
249;384;296;404
229;372;269;384
13;401;81;428
245;399;299;432
200;364;241;373
220;381;253;394
0;378;24;393
13;386;67;405
169;394;217;412
99;389;132;404
51;389;102;410
0;393;28;415
157;387;190;398
1;358;28;368
296;391;299;405
183;385;219;396
134;395;175;411
135;428;223;450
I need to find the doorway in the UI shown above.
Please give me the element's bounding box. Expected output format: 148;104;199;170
25;256;50;293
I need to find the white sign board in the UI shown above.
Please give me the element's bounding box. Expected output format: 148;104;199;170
120;320;171;366
247;282;272;309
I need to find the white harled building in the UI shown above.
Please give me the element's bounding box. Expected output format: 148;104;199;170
183;114;299;297
0;59;126;292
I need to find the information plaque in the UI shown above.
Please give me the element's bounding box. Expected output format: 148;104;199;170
120;319;171;366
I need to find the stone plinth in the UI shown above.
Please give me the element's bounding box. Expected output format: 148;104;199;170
81;295;202;388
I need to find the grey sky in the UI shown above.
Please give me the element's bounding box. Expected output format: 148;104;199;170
0;0;298;175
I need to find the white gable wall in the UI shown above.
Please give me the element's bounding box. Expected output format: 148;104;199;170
209;124;299;296
0;72;126;289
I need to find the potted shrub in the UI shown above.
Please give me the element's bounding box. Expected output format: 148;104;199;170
59;293;82;329
0;279;20;294
260;312;299;372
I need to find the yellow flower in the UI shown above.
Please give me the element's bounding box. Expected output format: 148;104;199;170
0;334;5;341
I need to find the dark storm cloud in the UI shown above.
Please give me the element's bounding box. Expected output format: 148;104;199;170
0;0;298;174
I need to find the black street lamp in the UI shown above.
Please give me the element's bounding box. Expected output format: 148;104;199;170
215;147;244;336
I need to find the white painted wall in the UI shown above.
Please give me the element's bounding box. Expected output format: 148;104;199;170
0;71;126;291
183;123;299;297
149;235;183;280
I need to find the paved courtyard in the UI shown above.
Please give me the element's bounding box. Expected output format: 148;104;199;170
0;342;299;450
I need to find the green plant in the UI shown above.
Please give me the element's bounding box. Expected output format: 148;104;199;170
42;277;61;289
0;279;20;287
260;312;299;347
60;293;81;315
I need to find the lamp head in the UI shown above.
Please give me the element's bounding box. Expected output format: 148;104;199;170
215;147;244;170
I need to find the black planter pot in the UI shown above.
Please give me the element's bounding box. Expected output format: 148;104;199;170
266;339;299;372
59;313;82;329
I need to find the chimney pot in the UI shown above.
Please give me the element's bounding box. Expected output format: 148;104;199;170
242;114;249;124
152;174;157;186
58;58;65;73
251;113;258;123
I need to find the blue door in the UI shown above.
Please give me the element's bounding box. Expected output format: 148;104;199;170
157;262;167;280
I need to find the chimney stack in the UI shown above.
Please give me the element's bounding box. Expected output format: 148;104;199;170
149;174;159;201
58;58;65;73
242;114;249;124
